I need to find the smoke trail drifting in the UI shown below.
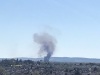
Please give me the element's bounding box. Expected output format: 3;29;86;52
33;33;57;61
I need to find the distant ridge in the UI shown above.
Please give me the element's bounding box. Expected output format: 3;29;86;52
0;57;100;63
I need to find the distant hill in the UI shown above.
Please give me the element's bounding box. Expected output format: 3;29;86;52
50;57;100;63
1;57;100;63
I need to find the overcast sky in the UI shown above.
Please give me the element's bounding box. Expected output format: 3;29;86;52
0;0;100;58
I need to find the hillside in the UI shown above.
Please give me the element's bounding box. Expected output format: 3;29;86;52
1;57;100;63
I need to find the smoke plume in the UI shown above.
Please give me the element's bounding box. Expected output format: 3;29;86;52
33;33;57;62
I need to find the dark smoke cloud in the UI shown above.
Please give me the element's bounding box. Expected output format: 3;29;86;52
33;33;57;61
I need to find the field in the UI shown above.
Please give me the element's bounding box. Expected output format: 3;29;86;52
0;59;100;75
